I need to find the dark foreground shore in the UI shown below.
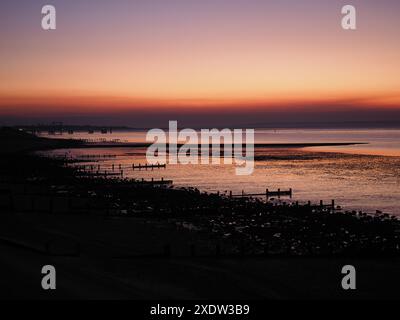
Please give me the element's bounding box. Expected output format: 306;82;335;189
0;127;399;299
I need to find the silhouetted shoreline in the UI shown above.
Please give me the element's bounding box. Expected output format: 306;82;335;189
0;127;399;299
0;127;83;154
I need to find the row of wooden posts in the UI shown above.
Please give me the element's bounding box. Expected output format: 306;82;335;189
75;169;172;185
76;163;166;172
75;163;167;179
227;188;293;199
218;188;336;209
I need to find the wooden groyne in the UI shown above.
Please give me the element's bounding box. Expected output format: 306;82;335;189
226;188;337;211
74;163;166;171
136;177;172;185
229;188;293;199
76;171;124;178
73;163;167;179
132;163;166;170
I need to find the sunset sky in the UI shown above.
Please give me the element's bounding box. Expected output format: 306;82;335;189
1;0;400;126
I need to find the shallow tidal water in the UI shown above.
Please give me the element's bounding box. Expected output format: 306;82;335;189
42;143;400;216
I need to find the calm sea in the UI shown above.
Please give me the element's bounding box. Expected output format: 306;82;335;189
39;129;400;215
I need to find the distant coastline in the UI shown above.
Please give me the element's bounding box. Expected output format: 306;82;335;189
9;120;400;132
0;126;368;152
68;142;368;149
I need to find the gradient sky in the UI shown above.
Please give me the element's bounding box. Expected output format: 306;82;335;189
1;0;400;126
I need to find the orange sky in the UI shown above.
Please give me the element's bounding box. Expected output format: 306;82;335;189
1;0;400;125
